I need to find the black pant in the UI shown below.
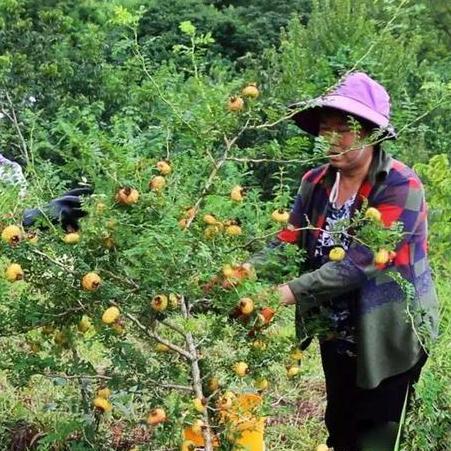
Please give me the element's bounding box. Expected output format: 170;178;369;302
320;341;427;451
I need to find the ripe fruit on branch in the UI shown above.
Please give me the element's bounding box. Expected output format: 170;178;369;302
290;348;303;361
258;307;276;325
227;96;244;112
230;185;244;202
242;83;259;98
208;377;220;392
193;397;207;413
54;330;69;346
1;225;22;244
82;272;101;291
147;408;167;425
5;263;24;282
115;186;139;205
26;231;39;244
218;391;235;410
96;202;107;214
156;160;172;175
111;322;125;335
181;440;196;451
233;361;249;377
191;419;205;435
239;297;254;315
252;340;267;351
97;387;111;399
271;209;290;223
102;306;120;325
203;214;218;225
254;378;269;391
316;445;329;451
155;343;170;352
169;293;181;309
93;396;112;412
287;365;300;378
365;207;382;222
151;294;168;312
78;317;92;333
204;224;222;239
329;247;345;262
149;175;166;191
225;224;242;236
374;248;390;266
63;232;80;244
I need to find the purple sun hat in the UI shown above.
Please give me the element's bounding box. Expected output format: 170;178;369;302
291;72;396;140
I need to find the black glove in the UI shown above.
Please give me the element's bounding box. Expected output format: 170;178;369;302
23;186;94;232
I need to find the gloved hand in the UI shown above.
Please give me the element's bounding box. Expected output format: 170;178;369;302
22;186;94;232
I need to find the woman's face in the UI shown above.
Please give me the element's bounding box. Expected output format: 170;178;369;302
318;111;372;171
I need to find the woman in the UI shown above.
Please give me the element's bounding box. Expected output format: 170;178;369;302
261;72;438;450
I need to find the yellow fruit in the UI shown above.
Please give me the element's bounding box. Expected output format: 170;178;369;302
96;202;107;214
102;306;120;325
179;218;188;229
233;361;249;377
193;397;206;413
225;225;242;236
181;440;196;451
316;445;329;451
242;83;260;98
254;378;269;390
147;407;167;425
63;232;80;244
290;348;303;361
204;224;221;239
97;387;111;399
26;231;39;244
111;322;125;335
5;263;24;282
169;293;181;309
271;209;290;223
78;317;92;333
151;294;168;312
82;272;101;291
329;247;346;262
230;185;244;202
218;391;235;410
228;96;244;112
239;297;254;315
155;343;170;352
115;187;139;205
93;396;112;412
208;377;220;392
252;340;267;351
149;175;166;191
42;325;55;335
222;264;234;278
54;330;68;346
156;160;172;175
1;225;22;244
374;248;390;265
191;419;205;435
365;207;382;222
203;214;218;225
287;365;300;378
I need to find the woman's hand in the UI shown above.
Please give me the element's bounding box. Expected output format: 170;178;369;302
277;284;296;306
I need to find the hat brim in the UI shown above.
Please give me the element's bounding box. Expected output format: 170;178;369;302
290;95;397;140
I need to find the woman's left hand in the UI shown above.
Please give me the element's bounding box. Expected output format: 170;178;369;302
277;284;296;306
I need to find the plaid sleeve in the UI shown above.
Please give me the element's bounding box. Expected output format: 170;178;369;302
287;170;425;312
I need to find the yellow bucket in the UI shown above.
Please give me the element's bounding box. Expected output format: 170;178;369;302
183;393;265;451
